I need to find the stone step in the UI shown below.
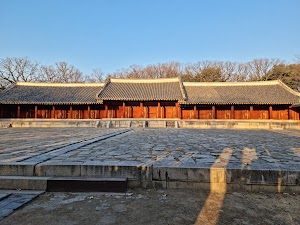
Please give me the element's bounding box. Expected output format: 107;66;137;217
47;177;128;192
0;176;128;193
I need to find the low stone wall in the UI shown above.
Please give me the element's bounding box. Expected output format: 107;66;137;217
178;120;300;130
0;118;300;129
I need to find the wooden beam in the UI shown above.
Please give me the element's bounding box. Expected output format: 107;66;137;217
194;105;197;119
212;105;216;119
17;105;21;118
34;106;38;119
250;105;253;119
269;106;273;119
157;102;161;118
230;105;234;119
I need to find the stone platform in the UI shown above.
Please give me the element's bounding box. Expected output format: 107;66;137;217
0;127;300;193
1;118;300;129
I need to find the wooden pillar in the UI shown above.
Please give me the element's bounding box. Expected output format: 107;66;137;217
140;102;144;118
288;107;292;120
105;104;108;118
51;106;55;118
122;102;126;118
162;106;165;118
175;102;179;118
145;106;148;118
269;106;273;119
194;105;197;119
87;105;91;119
157;102;161;118
34;106;38;119
231;105;235;119
212;105;216;119
69;106;73;119
250;105;253;119
17;105;21;118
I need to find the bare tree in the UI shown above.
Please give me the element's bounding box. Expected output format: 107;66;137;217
85;68;104;83
40;62;84;83
247;58;283;81
295;55;300;64
0;57;39;88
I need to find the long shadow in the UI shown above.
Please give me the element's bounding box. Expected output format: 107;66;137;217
194;147;233;225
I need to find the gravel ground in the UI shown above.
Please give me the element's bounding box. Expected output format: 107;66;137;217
1;189;299;225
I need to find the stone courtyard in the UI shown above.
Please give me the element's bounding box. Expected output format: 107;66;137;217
1;128;300;170
0;127;300;224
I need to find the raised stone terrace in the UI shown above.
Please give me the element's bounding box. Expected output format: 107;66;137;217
0;128;300;192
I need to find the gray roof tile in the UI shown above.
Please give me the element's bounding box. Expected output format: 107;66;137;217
183;80;300;105
97;78;186;102
0;83;104;105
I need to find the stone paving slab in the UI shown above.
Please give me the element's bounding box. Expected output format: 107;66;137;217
0;191;43;221
0;128;124;163
0;128;300;190
36;128;300;170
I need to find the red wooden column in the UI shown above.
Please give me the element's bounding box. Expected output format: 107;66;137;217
212;105;216;119
122;102;126;118
269;106;273;119
51;106;55;118
288;107;292;120
250;105;253;119
175;102;179;118
69;106;73;119
87;105;91;119
130;106;133;118
34;106;38;119
179;106;182;119
17;105;21;118
231;105;235;119
194;105;197;119
161;106;165;118
105;104;108;118
145;106;148;118
157;102;161;118
140;102;144;118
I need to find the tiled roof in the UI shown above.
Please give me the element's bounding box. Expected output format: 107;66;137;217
183;80;300;105
96;78;186;103
1;79;299;106
0;82;104;105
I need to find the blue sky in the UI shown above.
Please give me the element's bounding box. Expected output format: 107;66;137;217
1;0;299;75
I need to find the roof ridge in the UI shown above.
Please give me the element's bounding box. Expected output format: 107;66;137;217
178;77;187;101
183;80;280;86
95;79;111;103
277;79;300;97
110;77;180;83
16;82;105;87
